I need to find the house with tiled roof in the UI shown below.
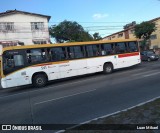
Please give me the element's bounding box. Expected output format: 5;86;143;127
0;9;51;54
103;17;160;49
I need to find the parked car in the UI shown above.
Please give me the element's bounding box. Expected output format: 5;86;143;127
141;51;159;61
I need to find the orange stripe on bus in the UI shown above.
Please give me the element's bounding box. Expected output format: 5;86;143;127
32;63;52;67
118;52;139;58
32;61;69;67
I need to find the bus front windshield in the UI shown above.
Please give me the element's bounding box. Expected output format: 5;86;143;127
3;51;24;75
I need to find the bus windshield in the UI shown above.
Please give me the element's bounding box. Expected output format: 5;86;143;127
3;50;25;75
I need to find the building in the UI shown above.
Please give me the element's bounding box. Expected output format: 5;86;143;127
103;17;160;49
0;9;51;54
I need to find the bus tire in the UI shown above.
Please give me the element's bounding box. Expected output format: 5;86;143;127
103;63;113;74
33;74;47;88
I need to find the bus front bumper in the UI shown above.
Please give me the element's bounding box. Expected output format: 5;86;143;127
1;78;7;88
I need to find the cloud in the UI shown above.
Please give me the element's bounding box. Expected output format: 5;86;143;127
92;13;109;20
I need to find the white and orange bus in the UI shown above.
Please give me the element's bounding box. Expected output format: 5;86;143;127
1;39;141;88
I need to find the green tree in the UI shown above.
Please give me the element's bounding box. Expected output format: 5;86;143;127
49;20;94;43
134;21;156;50
93;32;102;40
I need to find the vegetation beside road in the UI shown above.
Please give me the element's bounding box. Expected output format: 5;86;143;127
49;20;102;43
65;98;160;133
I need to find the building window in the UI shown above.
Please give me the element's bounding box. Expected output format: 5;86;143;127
33;40;47;44
0;22;14;31
118;33;123;38
112;35;116;38
150;34;157;40
130;29;134;34
153;45;158;49
31;22;44;31
2;43;17;48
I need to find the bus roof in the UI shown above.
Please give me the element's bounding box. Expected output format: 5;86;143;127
2;39;137;53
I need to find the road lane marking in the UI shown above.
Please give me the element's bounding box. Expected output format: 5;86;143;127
34;89;97;105
142;71;160;77
0;91;29;100
132;70;159;76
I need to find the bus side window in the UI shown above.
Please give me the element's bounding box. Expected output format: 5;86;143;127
74;46;84;58
27;49;46;64
86;45;100;57
86;45;94;57
101;43;114;55
68;47;75;59
115;45;120;54
68;46;84;59
93;45;100;56
115;42;127;54
50;47;66;61
128;42;138;52
14;55;24;66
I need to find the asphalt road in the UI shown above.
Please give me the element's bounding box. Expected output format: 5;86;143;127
0;61;160;131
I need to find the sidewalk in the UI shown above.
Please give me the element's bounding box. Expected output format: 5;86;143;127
65;98;160;133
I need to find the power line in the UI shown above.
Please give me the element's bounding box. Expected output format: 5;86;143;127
0;21;142;24
0;21;131;23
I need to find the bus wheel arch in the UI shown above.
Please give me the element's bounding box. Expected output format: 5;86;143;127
103;62;114;74
32;72;48;87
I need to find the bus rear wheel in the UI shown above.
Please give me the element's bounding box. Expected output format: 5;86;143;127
33;74;47;88
103;63;113;74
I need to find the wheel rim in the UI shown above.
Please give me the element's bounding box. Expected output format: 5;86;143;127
106;66;111;73
36;78;44;85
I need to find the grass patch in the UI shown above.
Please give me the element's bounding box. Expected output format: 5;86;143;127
65;98;160;133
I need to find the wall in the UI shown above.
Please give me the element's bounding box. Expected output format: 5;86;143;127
103;18;160;49
0;13;50;45
150;19;160;49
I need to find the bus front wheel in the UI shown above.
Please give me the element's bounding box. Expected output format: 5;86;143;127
33;74;47;87
103;63;113;74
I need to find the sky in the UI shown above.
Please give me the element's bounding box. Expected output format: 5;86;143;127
0;0;160;37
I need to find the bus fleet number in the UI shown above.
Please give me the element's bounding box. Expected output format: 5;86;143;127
41;66;47;70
